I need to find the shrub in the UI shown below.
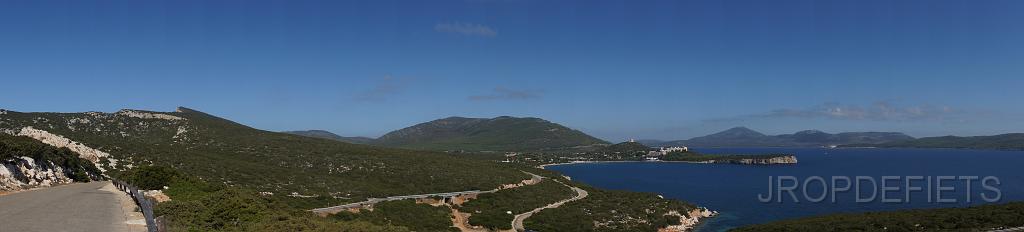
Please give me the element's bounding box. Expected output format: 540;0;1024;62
128;166;179;190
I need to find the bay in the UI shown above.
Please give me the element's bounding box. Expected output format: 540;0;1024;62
546;148;1024;231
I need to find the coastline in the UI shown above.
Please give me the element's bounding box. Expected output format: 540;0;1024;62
537;160;646;169
537;157;798;169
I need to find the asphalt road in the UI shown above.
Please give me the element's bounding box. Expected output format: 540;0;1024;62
0;181;132;232
512;181;589;232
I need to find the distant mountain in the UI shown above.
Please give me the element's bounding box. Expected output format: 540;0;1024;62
684;127;786;147
282;130;375;144
643;127;914;147
848;133;1024;150
374;116;609;151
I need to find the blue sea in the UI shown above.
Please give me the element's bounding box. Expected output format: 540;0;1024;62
546;148;1024;231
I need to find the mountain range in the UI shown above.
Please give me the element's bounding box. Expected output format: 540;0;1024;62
282;130;375;144
283;119;1021;151
845;133;1024;150
642;127;915;148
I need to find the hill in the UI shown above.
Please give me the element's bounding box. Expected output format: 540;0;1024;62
645;127;913;147
600;141;653;154
0;107;527;207
846;133;1024;150
282;130;375;144
374;116;609;151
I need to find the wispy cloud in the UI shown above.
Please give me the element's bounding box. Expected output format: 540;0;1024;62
435;22;497;37
354;75;410;102
469;87;543;101
709;101;965;122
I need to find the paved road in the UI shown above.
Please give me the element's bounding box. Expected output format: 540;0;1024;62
313;171;547;215
0;181;133;232
511;181;589;231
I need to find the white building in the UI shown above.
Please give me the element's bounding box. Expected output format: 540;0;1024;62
661;146;688;153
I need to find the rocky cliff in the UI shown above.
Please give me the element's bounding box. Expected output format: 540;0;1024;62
0;134;103;192
0;156;77;191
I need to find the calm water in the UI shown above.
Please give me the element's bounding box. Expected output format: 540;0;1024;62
547;148;1024;231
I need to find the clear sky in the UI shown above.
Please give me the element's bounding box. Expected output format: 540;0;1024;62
2;0;1023;141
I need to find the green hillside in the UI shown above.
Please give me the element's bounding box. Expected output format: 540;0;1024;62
600;141;653;154
0;107;527;207
375;116;609;151
854;133;1024;150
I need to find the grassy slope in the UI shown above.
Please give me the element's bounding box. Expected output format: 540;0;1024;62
458;180;576;230
525;184;695;232
155;176;415;232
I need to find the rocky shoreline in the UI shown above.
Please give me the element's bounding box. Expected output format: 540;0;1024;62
660;207;718;232
689;155;799;165
538;155;798;168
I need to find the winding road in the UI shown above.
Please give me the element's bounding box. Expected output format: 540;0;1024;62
511;181;589;232
0;181;142;232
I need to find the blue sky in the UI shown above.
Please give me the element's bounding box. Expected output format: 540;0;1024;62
2;0;1023;141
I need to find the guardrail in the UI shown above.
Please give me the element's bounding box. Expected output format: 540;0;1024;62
111;180;159;232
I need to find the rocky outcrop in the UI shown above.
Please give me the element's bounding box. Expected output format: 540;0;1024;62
116;110;185;121
660;207;718;232
0;156;75;192
144;189;171;203
16;127;111;164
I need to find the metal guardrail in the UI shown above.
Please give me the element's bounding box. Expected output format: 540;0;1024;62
111;180;159;232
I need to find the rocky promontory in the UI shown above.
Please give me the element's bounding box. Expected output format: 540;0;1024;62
661;207;718;232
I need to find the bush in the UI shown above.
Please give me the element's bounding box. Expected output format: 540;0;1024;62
128;166;179;190
155;177;411;232
331;199;457;231
458;180;575;230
